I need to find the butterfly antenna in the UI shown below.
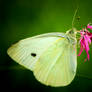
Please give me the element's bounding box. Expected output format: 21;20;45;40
72;8;79;28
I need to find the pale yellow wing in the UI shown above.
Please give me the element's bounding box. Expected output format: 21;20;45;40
7;33;65;71
33;37;77;87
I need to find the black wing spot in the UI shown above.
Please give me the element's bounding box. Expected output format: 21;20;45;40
31;53;36;57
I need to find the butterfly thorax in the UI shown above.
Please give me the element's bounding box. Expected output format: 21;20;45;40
66;28;77;45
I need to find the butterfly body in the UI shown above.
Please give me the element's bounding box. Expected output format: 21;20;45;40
7;29;77;87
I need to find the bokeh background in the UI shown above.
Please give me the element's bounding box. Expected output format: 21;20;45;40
0;0;92;91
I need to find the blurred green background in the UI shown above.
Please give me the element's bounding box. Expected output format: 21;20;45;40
0;0;92;91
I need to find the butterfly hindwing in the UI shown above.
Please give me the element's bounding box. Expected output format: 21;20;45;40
33;37;77;87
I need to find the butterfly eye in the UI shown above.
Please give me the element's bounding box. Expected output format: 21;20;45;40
69;30;74;34
31;53;36;57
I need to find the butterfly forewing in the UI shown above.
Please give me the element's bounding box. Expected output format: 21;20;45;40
7;33;65;71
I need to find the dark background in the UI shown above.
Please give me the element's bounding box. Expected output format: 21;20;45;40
0;0;92;91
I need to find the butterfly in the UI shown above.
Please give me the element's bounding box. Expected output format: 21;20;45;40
7;28;77;87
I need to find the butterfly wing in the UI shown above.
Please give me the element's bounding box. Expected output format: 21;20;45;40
7;32;65;71
7;32;77;87
33;37;77;87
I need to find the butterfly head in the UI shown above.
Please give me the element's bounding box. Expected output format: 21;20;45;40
66;28;77;37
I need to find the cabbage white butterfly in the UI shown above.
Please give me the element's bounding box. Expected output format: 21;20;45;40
7;29;77;87
7;10;78;87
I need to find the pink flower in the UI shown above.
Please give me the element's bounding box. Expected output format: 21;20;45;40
78;25;92;61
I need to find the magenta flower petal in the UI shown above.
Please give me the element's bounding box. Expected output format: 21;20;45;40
84;36;90;60
84;35;89;51
78;37;85;56
86;35;91;44
87;24;92;30
78;45;83;56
